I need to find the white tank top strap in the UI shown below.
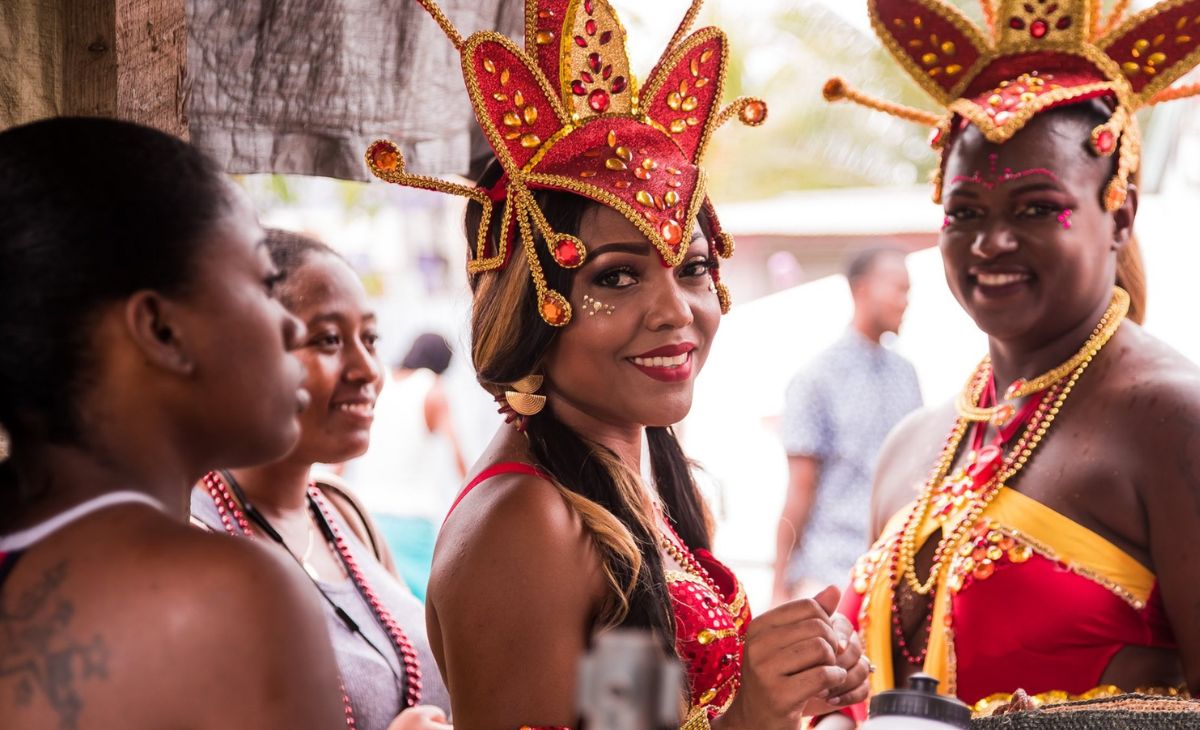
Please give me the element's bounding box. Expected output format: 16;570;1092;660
0;490;165;551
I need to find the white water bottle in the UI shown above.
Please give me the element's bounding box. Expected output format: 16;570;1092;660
861;673;971;729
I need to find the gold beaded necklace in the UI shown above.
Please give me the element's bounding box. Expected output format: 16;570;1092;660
956;287;1130;425
896;287;1128;597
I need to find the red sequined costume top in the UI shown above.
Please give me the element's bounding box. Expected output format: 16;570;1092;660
448;463;751;729
839;466;1178;722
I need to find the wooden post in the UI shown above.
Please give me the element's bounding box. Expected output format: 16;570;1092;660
1;0;187;137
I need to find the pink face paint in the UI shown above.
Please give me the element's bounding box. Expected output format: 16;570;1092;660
950;152;1061;190
1058;209;1072;230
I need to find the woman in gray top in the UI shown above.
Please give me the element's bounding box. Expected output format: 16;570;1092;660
191;229;451;730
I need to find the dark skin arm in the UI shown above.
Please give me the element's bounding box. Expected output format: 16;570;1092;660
1127;369;1200;693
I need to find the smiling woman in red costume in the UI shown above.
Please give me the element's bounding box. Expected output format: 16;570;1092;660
365;1;870;728
821;0;1200;724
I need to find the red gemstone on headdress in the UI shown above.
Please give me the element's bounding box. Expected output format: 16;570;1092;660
588;52;602;72
554;239;582;267
584;0;594;13
603;64;613;80
600;30;613;45
1095;129;1116;154
1057;15;1072;30
611;76;627;94
660;219;684;248
588;89;611;112
1009;17;1025;30
574;35;588;47
582;71;594;83
572;80;587;96
1030;19;1047;37
586;19;597;35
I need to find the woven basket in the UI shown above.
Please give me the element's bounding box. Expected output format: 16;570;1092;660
971;694;1200;729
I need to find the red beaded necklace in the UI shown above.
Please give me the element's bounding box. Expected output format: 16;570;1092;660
201;471;423;724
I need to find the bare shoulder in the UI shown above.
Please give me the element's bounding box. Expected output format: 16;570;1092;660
1;508;343;730
871;399;959;537
433;466;605;604
1100;324;1200;451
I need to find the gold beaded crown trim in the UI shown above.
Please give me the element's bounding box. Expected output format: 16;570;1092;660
824;0;1200;211
366;0;768;326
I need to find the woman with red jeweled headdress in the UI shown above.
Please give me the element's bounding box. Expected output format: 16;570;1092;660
818;0;1200;725
364;1;871;728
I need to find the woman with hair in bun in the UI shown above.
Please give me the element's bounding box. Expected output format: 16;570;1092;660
0;118;343;730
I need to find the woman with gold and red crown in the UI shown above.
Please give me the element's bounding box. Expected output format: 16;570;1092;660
365;1;871;728
820;0;1200;725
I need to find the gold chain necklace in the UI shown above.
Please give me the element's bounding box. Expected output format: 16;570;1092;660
897;290;1127;596
955;286;1129;425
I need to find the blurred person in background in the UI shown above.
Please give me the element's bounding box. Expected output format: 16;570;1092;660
771;247;922;606
0;118;344;730
821;0;1200;724
191;230;451;730
342;332;468;599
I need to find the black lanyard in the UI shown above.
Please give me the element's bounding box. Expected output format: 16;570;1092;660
218;470;406;696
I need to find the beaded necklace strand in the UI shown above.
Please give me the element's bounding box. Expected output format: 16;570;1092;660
889;287;1128;664
202;472;423;725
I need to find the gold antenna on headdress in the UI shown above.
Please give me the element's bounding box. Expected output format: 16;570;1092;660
979;0;997;41
1098;0;1132;37
715;96;769;128
667;0;707;52
823;78;943;127
413;0;465;49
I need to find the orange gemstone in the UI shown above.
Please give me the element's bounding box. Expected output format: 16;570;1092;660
973;561;996;580
369;141;399;172
738;99;767;126
660;218;684;247
1095;129;1116;155
540;293;569;326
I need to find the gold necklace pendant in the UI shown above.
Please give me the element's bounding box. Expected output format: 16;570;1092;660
955;286;1129;424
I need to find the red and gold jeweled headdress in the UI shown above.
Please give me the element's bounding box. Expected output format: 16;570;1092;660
825;0;1200;211
365;0;767;326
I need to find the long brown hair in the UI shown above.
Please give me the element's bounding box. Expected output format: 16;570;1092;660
465;160;714;653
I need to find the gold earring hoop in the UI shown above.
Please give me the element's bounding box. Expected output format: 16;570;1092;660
504;375;546;417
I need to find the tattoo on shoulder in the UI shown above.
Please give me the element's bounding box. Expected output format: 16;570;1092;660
1;561;110;729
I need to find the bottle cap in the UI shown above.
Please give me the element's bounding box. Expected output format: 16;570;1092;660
868;673;971;728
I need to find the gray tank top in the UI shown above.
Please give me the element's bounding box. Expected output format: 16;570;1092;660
190;487;450;730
